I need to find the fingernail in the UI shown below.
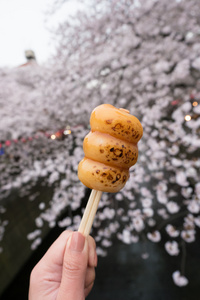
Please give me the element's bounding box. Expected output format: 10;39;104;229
69;232;85;252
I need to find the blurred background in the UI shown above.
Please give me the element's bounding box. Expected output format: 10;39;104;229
0;0;200;299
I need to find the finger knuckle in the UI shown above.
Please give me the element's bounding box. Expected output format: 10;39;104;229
63;260;83;279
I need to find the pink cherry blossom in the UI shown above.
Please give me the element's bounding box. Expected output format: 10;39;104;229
181;230;196;243
147;231;161;243
172;271;189;287
165;224;180;237
165;241;180;256
166;201;180;214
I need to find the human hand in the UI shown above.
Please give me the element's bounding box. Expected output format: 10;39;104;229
29;230;97;300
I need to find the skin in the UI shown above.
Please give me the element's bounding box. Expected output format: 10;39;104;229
29;231;97;300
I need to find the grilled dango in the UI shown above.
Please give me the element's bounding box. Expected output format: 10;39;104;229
78;104;143;193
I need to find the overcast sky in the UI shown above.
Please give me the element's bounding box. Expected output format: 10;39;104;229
0;0;82;68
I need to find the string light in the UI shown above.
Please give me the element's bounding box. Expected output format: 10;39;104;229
5;140;11;146
64;129;71;135
0;126;74;157
185;115;191;122
51;134;56;140
192;101;198;107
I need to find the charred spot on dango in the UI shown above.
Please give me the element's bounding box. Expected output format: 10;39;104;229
115;123;122;129
116;174;121;180
127;150;132;157
114;149;123;157
112;123;123;131
100;149;104;153
112;173;121;184
135;133;140;139
122;175;127;183
109;147;123;158
107;174;113;180
106;119;113;124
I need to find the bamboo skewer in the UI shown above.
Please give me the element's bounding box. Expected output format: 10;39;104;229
78;189;102;236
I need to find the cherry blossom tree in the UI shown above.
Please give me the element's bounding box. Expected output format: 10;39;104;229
0;0;200;288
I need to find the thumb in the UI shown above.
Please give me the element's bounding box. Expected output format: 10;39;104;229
57;231;88;300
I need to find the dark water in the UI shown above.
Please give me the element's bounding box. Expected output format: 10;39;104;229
88;240;200;300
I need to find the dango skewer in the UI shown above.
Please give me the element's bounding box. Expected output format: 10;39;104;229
78;104;143;236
